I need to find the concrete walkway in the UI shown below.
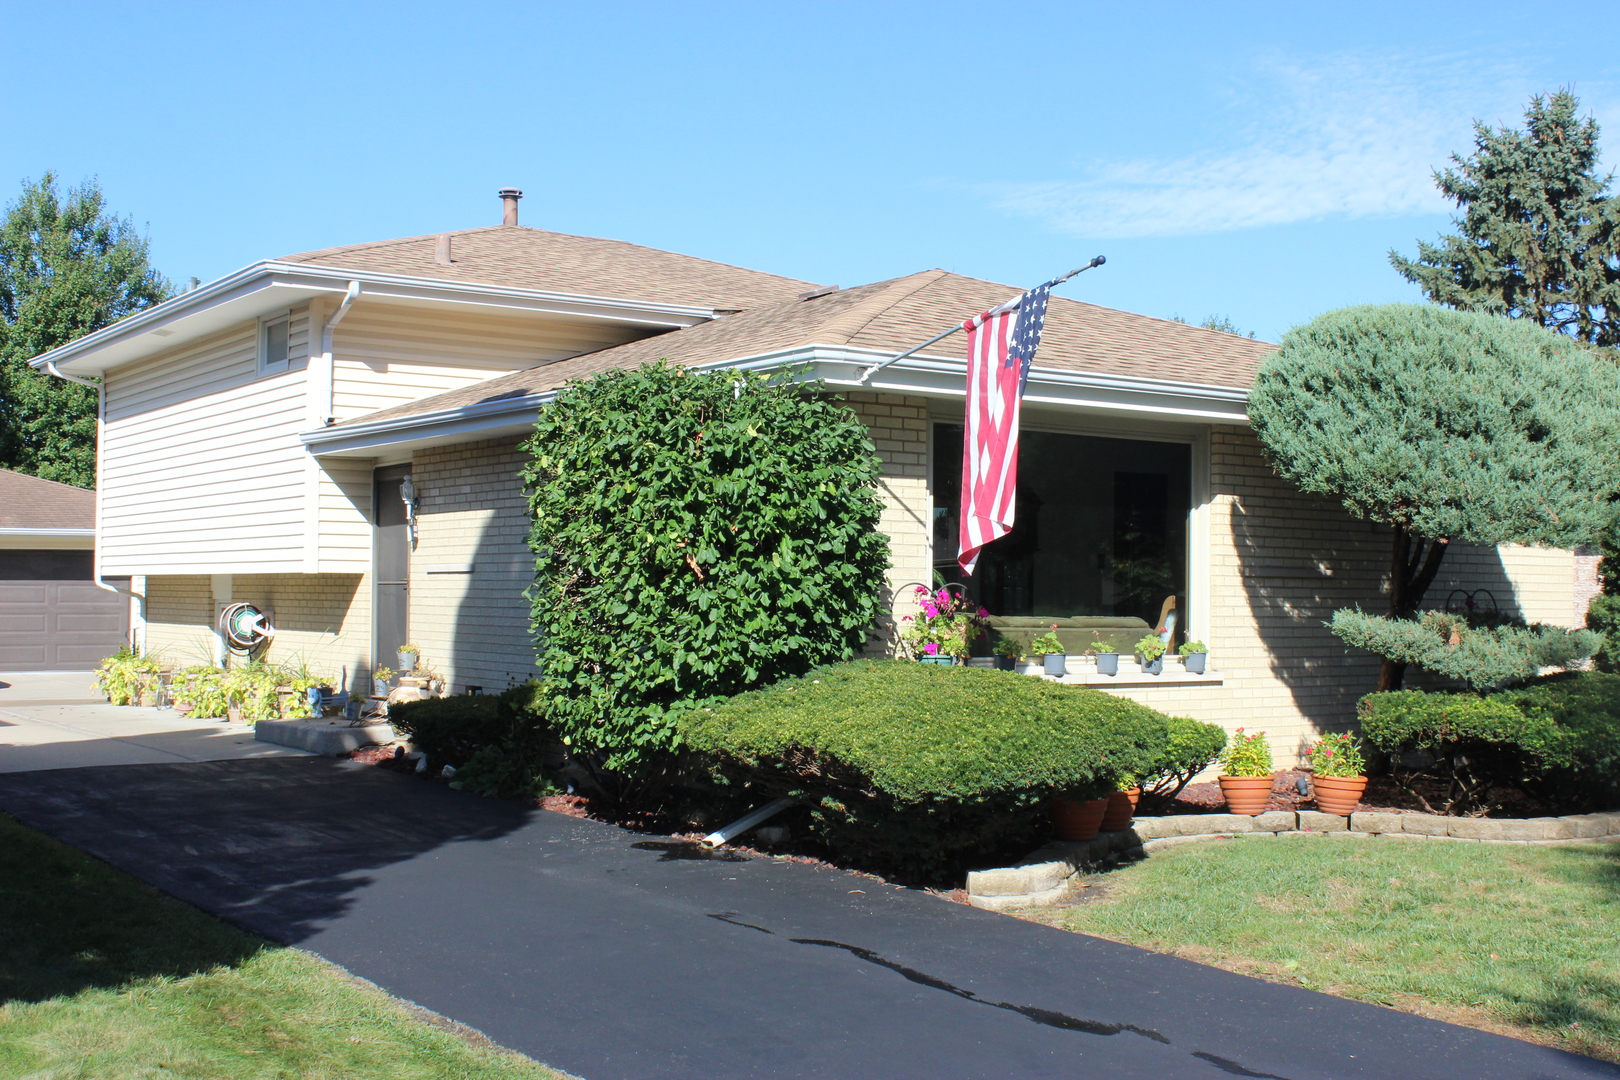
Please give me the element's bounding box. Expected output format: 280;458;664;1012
1;756;1613;1080
0;671;312;773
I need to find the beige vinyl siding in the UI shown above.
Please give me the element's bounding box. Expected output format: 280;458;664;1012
101;324;310;575
317;456;375;573
329;305;653;423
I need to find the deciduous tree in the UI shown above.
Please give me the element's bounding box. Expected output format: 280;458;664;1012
0;174;171;487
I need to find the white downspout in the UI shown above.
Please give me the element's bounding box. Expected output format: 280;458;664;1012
44;361;146;643
315;281;361;426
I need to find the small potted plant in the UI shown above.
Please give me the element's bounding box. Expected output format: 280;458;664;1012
991;635;1025;671
899;585;987;665
1217;728;1272;815
345;691;366;723
1030;628;1067;677
372;666;395;697
1099;774;1141;833
1304;731;1367;815
1178;640;1209;674
1133;633;1167;676
397;644;420;672
1087;634;1120;676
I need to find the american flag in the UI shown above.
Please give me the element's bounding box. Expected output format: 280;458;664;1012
958;284;1050;576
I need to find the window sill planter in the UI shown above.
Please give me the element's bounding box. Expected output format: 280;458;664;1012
1181;651;1208;675
1043;653;1067;677
993;655;1018;671
918;655;954;666
1312;773;1368;816
1094;652;1119;676
1135;655;1165;676
1218;775;1272;815
1052;797;1109;841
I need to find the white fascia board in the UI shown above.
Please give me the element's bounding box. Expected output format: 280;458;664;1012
300;345;1250;458
28;261;721;377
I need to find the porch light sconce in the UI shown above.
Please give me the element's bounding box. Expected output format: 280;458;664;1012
400;476;419;549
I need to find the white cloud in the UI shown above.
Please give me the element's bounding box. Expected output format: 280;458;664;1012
987;54;1579;239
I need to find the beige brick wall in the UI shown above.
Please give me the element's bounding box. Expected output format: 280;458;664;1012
143;575;216;666
141;571;370;684
411;436;540;693
843;392;932;654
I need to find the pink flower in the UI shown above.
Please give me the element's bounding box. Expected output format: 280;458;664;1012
923;604;939;618
977;608;989;617
923;642;939;655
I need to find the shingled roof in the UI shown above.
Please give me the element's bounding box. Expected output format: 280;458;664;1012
331;269;1275;430
280;225;816;311
0;470;94;530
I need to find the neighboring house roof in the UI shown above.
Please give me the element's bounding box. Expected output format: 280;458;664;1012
327;269;1276;432
0;470;95;530
280;225;818;312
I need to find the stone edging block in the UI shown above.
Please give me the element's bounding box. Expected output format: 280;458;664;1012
966;806;1620;909
255;718;396;757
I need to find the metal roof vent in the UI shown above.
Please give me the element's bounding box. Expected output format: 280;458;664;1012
499;187;523;226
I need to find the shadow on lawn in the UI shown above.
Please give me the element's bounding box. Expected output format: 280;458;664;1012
0;757;537;953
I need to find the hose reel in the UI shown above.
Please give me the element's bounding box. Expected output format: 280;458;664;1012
219;602;276;653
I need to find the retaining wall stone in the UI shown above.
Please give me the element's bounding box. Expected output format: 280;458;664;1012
1297;811;1348;832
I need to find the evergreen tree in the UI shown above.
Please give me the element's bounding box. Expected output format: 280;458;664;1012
1390;91;1620;345
0;174;171;487
1250;304;1620;691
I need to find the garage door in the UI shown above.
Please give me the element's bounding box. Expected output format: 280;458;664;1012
0;550;130;670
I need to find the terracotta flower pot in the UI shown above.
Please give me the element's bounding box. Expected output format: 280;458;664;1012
1312;773;1368;816
1100;788;1141;833
1052;797;1109;842
1218;775;1273;816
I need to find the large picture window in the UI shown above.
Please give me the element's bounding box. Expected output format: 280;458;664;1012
932;424;1191;653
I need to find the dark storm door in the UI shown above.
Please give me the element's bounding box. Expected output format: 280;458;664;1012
373;465;411;668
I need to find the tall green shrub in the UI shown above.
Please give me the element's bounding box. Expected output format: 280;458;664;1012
1250;304;1620;690
521;363;890;771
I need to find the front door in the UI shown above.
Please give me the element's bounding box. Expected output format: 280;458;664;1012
373;465;411;670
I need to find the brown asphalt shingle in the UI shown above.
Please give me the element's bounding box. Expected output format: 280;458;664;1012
280;225;816;311
331;270;1274;430
0;470;94;529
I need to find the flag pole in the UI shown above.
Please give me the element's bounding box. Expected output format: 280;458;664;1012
854;256;1105;385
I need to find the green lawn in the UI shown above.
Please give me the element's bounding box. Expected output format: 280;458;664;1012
0;813;568;1079
1043;835;1620;1062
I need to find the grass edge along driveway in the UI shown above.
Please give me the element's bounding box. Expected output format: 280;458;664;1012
1033;834;1620;1064
0;812;570;1080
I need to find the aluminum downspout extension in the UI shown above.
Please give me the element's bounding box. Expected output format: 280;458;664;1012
43;362;145;630
316;281;362;425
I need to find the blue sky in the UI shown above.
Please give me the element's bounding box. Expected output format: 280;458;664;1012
4;1;1618;342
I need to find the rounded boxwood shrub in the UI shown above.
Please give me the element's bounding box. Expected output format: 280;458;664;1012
389;683;551;775
521;362;890;774
680;660;1180;880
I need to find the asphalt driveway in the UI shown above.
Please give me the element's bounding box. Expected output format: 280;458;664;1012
1;757;1613;1080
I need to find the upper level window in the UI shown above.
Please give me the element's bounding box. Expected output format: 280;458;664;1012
259;313;291;374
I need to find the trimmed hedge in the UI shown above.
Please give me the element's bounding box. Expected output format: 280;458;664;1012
1139;715;1228;806
680;660;1179;880
1359;671;1620;813
389;683;552;788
